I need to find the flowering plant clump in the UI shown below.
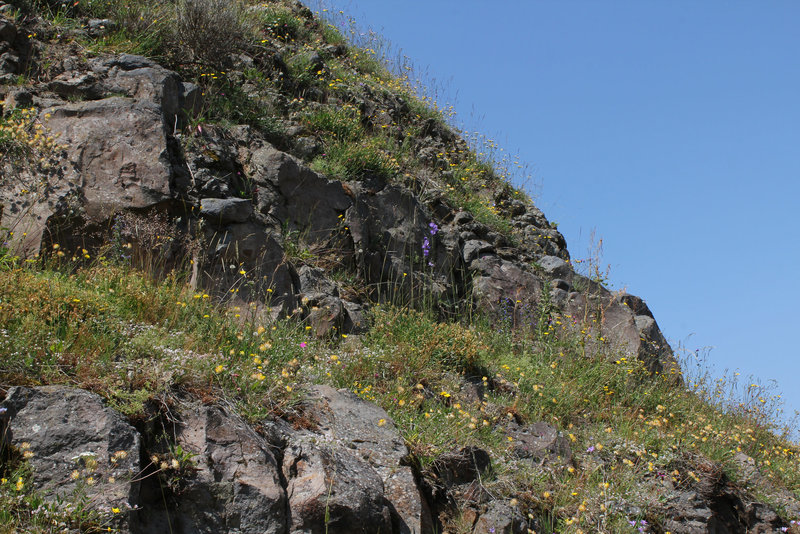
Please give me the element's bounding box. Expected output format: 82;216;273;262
0;108;66;174
421;221;439;265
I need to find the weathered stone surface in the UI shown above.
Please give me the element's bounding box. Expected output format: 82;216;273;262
538;254;570;277
1;97;173;255
2;386;140;521
302;292;345;337
298;265;339;297
282;436;393;534
199;197;253;224
45;97;172;216
342;300;368;333
346;182;462;295
462;239;493;264
251;144;351;242
0;18;16;44
430;446;491;487
202;222;295;309
507;421;572;464
471;255;543;313
87;18;118;37
299;385;433;534
657;455;789;534
92;54;184;125
135;404;287;534
2;87;32;113
472;501;528;534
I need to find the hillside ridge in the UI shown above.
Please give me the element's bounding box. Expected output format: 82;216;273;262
0;1;798;533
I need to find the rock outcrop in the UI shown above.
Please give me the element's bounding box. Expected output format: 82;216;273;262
1;385;433;534
1;45;677;373
5;4;778;533
3;386;141;529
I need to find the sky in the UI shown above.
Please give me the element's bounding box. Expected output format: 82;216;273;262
311;1;800;434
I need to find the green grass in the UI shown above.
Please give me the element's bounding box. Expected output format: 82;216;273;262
1;246;799;532
311;138;399;181
302;104;364;142
4;2;800;531
258;4;307;43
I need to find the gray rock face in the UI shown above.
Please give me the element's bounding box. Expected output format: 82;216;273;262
282;438;393;534
202;222;295;308
346;182;461;304
2;97;173;256
135;404;287;534
537;255;570;277
92;54;185;125
472;501;528;534
0;17;31;82
507;421;572;464
46;97;172;215
0;18;16;44
429;447;491;488
471;255;543;314
251;144;352;243
294;385;433;534
200;197;253;224
3;384;434;533
2;386;141;524
462;239;493;264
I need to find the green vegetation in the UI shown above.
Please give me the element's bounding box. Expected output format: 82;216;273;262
1;252;798;532
2;1;799;532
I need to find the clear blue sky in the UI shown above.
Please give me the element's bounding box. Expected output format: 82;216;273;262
311;1;800;433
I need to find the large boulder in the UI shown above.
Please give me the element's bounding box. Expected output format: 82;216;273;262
201;221;296;311
134;404;287;534
2;386;141;528
1;97;173;256
285;385;433;534
250;144;352;243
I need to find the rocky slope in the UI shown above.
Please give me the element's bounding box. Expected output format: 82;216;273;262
1;1;798;533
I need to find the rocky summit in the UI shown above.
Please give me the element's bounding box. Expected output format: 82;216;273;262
0;1;798;533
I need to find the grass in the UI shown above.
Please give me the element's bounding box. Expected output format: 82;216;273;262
3;1;800;532
1;242;799;532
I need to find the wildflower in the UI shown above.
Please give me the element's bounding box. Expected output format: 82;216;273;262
586;446;595;453
428;221;439;235
299;342;307;348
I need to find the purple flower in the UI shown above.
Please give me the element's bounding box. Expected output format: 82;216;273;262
421;236;431;257
586;446;595;453
428;222;439;235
